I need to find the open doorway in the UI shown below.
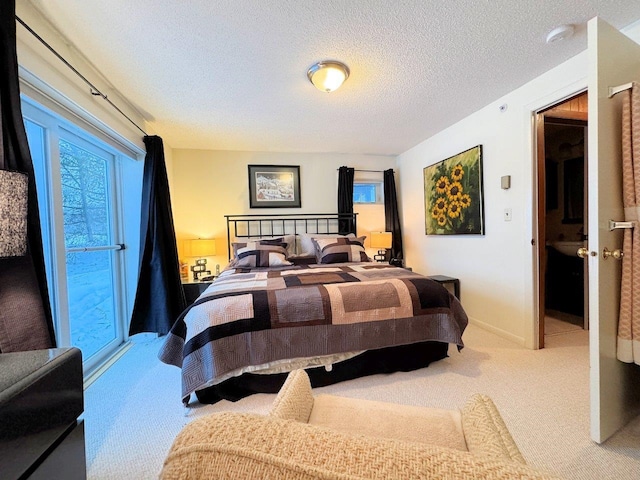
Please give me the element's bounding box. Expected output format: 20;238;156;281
535;91;588;348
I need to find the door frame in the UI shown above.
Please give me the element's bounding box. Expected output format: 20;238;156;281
535;103;588;348
526;82;588;350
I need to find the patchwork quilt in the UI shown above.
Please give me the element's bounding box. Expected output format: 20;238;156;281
159;263;468;402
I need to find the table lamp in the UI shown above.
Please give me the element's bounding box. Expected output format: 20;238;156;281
370;231;392;263
185;238;216;281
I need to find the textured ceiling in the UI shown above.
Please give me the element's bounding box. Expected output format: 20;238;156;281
26;0;640;155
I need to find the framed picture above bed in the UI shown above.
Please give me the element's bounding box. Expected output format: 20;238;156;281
424;145;485;235
248;165;301;208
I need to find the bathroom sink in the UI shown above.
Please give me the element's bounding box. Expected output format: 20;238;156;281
550;241;585;256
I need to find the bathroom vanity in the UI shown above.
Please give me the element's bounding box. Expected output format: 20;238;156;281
546;246;584;317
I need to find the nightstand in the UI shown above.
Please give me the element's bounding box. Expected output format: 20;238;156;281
182;280;213;305
427;275;460;300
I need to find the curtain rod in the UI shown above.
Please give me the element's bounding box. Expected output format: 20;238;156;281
336;169;392;173
608;82;633;98
15;16;148;136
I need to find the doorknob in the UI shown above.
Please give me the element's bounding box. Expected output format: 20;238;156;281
602;247;624;260
577;247;590;258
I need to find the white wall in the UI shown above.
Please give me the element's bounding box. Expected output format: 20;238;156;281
398;20;640;348
171;149;395;269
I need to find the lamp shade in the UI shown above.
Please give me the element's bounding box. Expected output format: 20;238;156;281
370;231;392;249
185;238;216;257
0;169;28;258
307;61;350;93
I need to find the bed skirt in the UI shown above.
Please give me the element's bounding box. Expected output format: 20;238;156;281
194;341;449;404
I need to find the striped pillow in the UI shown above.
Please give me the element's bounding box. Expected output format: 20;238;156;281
232;237;290;257
232;235;296;258
313;237;370;264
235;241;292;267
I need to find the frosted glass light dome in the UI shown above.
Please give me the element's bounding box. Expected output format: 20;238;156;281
307;61;350;93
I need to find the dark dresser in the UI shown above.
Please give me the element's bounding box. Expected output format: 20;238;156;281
0;347;86;480
182;280;213;305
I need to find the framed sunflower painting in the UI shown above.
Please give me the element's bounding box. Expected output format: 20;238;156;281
424;145;485;235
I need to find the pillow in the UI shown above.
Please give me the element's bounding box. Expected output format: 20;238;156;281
298;233;355;256
248;234;296;258
313;237;370;264
233;241;292;268
232;237;291;258
312;236;366;261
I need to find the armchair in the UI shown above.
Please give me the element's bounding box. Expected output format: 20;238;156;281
161;370;561;479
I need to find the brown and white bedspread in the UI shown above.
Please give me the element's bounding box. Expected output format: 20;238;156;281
159;263;468;402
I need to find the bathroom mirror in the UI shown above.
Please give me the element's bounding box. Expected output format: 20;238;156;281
545;159;558;211
562;156;584;224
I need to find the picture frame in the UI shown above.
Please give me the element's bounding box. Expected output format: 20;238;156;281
424;145;484;235
248;165;301;208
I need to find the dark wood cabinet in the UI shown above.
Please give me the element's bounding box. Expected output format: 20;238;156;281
546;248;584;316
0;348;86;480
29;421;86;480
427;275;461;300
182;280;213;305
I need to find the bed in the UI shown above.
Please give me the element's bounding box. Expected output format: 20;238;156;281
159;214;468;405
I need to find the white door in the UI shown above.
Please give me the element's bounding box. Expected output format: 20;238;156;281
587;17;640;443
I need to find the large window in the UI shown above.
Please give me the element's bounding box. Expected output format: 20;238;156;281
60;137;119;359
22;98;142;374
354;181;383;204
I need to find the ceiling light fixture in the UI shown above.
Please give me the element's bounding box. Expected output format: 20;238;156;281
307;61;350;93
546;24;575;43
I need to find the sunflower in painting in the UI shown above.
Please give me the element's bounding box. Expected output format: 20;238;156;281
446;181;463;201
448;201;462;218
435;176;450;194
431;196;448;219
451;164;464;181
424;146;483;235
459;194;472;209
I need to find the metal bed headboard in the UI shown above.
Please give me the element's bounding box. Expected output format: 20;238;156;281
225;213;357;259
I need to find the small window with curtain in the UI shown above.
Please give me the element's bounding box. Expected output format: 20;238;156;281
354;181;383;204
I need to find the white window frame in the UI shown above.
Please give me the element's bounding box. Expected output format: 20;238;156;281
21;95;143;375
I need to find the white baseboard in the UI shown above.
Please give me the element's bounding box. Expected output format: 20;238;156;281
468;316;526;347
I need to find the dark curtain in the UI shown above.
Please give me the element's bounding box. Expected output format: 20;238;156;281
129;135;186;336
384;169;404;263
0;0;55;352
337;166;354;234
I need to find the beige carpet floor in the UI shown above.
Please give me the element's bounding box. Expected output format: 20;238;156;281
83;324;640;479
545;316;583;336
545;309;585;334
